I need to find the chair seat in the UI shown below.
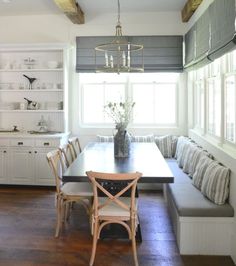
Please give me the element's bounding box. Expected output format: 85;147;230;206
61;182;93;196
98;197;138;217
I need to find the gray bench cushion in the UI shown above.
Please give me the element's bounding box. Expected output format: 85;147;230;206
166;159;191;184
167;183;234;217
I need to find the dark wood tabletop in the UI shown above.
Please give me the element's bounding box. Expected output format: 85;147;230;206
62;142;174;183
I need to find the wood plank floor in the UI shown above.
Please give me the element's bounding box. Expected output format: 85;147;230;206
0;186;234;266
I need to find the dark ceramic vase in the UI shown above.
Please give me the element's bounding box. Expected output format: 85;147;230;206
114;127;131;158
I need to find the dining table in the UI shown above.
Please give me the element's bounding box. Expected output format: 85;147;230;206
62;142;174;184
62;141;174;241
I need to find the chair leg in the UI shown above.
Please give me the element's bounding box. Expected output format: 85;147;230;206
55;197;62;238
65;202;71;221
131;218;139;266
89;219;98;266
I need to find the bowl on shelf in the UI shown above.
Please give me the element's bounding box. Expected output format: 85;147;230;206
47;61;59;69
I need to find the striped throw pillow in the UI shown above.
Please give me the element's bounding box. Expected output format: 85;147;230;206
182;143;198;174
132;134;154;143
201;162;230;205
192;156;214;189
97;135;114;142
171;136;178;157
155;135;173;158
188;149;208;177
177;142;192;168
174;136;190;159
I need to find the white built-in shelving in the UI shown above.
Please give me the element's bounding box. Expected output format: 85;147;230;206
0;43;69;186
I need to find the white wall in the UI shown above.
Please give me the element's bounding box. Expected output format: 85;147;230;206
0;10;189;144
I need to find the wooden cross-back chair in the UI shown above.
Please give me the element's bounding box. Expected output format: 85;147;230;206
86;171;142;266
68;137;82;160
59;143;74;168
46;150;93;237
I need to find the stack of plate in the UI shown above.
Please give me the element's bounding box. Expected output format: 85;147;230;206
0;102;16;110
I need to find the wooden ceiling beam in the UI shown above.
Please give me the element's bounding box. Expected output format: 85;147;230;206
54;0;84;24
181;0;203;22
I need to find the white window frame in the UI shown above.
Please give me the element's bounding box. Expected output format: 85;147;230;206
191;49;236;151
78;73;179;129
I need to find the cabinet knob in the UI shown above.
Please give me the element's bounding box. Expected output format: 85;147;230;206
18;142;23;145
44;142;50;146
29;151;32;154
34;151;37;154
3;150;7;153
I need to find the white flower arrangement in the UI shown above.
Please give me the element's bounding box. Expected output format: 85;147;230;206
104;100;135;130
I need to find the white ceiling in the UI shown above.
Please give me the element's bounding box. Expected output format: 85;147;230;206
0;0;187;16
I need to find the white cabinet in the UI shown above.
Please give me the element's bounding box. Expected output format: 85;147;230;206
0;148;9;183
9;147;34;184
0;43;68;133
0;134;69;186
34;148;54;185
0;44;69;186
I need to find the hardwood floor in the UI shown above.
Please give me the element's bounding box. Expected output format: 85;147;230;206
0;186;234;266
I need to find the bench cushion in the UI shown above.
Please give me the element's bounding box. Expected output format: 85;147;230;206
167;183;234;217
166;159;191;184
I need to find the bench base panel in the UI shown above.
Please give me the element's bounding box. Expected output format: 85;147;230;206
166;188;233;255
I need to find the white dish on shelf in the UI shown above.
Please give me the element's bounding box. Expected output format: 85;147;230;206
47;61;59;69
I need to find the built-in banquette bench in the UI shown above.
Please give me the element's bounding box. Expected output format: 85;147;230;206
97;134;234;255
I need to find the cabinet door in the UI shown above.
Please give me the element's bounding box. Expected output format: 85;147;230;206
34;148;55;186
0;149;9;184
9;148;34;184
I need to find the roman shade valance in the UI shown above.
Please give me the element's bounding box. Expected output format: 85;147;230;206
184;0;236;70
208;0;236;61
76;35;183;73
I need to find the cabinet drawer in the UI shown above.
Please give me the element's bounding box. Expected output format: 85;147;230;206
0;139;10;146
10;139;34;147
35;139;59;148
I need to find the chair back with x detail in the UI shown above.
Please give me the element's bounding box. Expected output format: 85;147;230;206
47;150;93;237
68;137;82;160
86;171;142;266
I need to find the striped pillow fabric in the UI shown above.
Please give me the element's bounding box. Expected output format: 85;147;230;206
171;136;178;157
174;136;190;159
188;149;208;177
201;162;230;205
132;134;154;143
192;156;214;190
155;135;173;158
97;135;114;142
182;144;198;174
177;142;192;168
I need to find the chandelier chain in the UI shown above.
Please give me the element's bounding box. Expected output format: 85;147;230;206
117;0;120;25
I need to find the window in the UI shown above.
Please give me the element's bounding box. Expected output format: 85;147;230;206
79;73;179;127
132;82;176;125
82;83;125;124
225;75;236;142
191;48;236;148
207;77;221;137
194;80;204;130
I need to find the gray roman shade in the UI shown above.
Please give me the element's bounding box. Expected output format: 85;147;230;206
184;25;196;67
76;35;183;73
208;0;236;61
184;0;236;69
195;8;211;63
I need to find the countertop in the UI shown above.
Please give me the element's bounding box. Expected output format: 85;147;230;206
0;131;70;138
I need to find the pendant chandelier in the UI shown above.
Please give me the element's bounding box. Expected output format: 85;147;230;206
95;0;144;74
